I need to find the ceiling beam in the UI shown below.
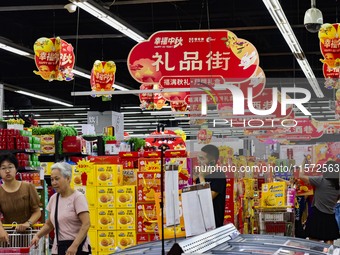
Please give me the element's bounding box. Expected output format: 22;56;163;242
0;5;64;11
105;0;189;5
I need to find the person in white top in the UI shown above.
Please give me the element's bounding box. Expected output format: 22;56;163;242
31;162;91;255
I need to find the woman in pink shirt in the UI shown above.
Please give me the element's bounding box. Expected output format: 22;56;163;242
31;162;91;255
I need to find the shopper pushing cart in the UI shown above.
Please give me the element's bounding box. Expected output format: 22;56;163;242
0;223;44;255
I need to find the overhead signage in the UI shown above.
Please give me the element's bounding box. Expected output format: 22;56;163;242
319;23;340;89
33;37;75;81
90;60;116;99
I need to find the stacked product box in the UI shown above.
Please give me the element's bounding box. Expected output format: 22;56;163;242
72;155;137;255
37;134;55;154
136;156;162;243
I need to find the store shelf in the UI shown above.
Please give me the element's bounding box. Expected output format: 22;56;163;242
0;149;41;154
62;152;88;157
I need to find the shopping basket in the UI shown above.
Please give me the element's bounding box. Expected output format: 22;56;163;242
0;224;44;255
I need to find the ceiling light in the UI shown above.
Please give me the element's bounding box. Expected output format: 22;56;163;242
262;0;324;98
15;90;73;107
70;0;146;43
113;84;129;91
0;42;31;56
72;69;91;79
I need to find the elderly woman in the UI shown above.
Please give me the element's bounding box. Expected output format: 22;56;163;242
31;162;91;255
0;153;41;243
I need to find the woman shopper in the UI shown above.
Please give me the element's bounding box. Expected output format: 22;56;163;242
0;153;41;243
301;160;340;244
31;162;91;255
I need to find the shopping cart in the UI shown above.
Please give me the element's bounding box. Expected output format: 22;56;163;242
0;224;44;255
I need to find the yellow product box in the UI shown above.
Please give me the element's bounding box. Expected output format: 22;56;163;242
88;208;97;230
97;231;117;253
116;230;136;250
40;134;55;145
40;162;54;175
41;144;55;154
116;186;135;208
88;230;97;254
122;169;137;185
96;164;123;186
116;208;136;230
97;209;116;230
261;181;287;207
72;164;96;187
97;187;115;208
73;186;97;208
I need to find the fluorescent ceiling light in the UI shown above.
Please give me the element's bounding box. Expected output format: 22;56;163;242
50;107;89;111
15;90;73;107
71;0;146;43
122;106;171;109
113;84;129;91
35;118;59;121
0;42;31;56
123;111;145;115
262;0;324;98
73;69;91;79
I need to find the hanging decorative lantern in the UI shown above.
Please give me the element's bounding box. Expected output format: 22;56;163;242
139;83;166;110
33;37;75;81
145;130;186;150
319;23;340;89
90;60;116;100
197;126;213;144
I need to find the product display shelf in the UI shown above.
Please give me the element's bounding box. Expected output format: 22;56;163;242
254;206;295;237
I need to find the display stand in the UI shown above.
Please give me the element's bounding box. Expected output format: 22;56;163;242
254;206;295;236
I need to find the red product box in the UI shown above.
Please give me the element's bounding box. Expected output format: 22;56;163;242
137;172;162;202
88;156;120;164
62;136;86;153
138;158;161;172
136;203;158;234
143;151;161;158
136;233;160;244
120;152;139;169
136;233;149;244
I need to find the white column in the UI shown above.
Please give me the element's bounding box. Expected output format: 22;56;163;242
0;84;3;119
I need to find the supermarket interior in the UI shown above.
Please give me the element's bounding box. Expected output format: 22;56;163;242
1;0;340;255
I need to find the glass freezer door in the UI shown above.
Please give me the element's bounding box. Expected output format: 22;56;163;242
228;234;329;253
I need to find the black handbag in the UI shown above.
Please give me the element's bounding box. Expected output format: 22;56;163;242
55;193;91;255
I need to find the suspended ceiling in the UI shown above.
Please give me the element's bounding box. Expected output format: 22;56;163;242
0;0;339;135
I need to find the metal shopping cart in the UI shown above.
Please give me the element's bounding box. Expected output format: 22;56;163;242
0;224;44;255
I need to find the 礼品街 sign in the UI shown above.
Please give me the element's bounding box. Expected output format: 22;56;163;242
128;30;261;111
33;37;75;81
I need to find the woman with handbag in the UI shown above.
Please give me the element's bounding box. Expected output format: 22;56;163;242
31;162;91;255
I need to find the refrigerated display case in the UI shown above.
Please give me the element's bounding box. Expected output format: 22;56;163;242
113;224;335;255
